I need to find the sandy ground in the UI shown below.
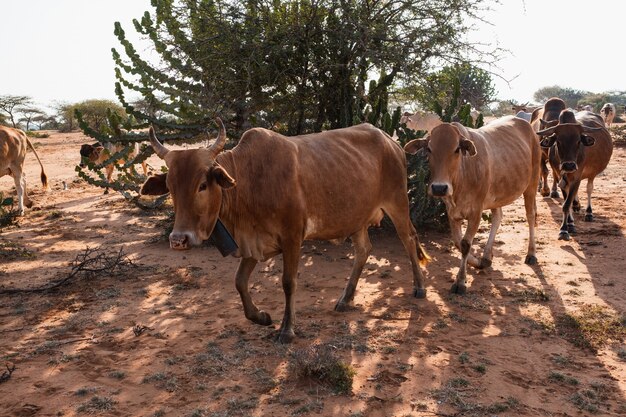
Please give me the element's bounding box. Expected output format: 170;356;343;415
0;129;625;417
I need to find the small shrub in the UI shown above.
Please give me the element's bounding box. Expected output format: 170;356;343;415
76;396;116;413
548;371;579;386
290;343;356;394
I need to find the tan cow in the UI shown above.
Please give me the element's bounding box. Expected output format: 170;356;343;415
536;109;613;240
400;111;442;132
531;97;567;197
0;126;48;214
141;120;429;343
79;141;147;193
404;116;541;294
600;103;615;128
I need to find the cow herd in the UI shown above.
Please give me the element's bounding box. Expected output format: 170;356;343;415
0;97;615;342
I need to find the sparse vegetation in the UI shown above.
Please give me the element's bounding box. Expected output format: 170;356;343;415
548;371;579;386
76;395;116;413
557;304;626;350
290;343;356;394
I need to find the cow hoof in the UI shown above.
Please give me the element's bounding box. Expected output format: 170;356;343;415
334;300;351;312
558;231;570;241
550;191;559;199
253;311;273;326
572;204;580;213
413;288;427;299
275;329;295;344
525;255;537;265
540;190;550;197
450;283;467;295
478;258;492;269
584;214;593;222
567;225;577;235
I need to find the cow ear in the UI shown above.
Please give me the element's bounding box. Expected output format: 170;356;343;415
581;135;596;146
403;138;429;155
459;138;477;156
141;173;169;195
540;135;556;148
211;165;236;189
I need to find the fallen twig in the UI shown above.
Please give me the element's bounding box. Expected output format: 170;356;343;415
0;363;16;384
0;246;136;295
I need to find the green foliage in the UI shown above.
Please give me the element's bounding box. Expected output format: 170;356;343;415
533;86;589;109
0;192;18;228
411;63;496;112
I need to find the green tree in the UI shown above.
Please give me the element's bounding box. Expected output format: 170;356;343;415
409;63;496;112
111;0;498;138
17;107;47;131
58;100;127;133
533;86;588;109
0;95;33;128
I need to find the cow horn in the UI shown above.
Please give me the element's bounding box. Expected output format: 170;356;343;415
149;126;169;159
208;118;227;157
535;125;557;137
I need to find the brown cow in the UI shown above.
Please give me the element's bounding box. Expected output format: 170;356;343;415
0;126;48;214
600;103;615;128
140;120;429;343
535;109;613;240
403;116;541;294
531;97;567;198
79;142;147;193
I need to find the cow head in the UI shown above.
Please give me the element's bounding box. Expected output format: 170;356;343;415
79;143;104;167
403;123;476;197
536;110;602;173
140;119;236;250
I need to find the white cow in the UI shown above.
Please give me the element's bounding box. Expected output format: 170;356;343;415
399;111;442;133
600;103;615;127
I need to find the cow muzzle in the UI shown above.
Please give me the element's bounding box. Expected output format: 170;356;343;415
430;183;451;197
169;232;191;250
560;161;578;173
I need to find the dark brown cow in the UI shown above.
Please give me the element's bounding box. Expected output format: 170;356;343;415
536;109;613;240
403;116;541;294
79;142;147;193
141;120;429;343
531;97;567;197
0;126;48;214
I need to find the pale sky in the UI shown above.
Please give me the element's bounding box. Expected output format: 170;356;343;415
0;0;623;111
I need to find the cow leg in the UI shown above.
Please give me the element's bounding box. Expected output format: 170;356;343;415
234;257;272;327
451;214;481;295
449;217;481;269
385;206;428;298
104;164;114;194
584;178;595;222
522;187;538;265
141;161;148;177
478;208;502;269
539;152;551;197
335;228;371;311
11;165;29;215
277;244;301;344
550;170;560;199
559;180;581;241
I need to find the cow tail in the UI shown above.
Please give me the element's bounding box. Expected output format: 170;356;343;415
417;243;431;266
25;136;48;190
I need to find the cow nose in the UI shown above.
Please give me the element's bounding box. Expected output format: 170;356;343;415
169;232;190;250
561;161;577;173
431;184;449;197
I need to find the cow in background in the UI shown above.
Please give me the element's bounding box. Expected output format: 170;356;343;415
600;103;615;127
403;116;541;295
79;141;147;193
576;104;593;112
141;120;429;343
536;109;613;240
0;126;48;214
511;102;540;114
531;97;567;198
399;111;442;132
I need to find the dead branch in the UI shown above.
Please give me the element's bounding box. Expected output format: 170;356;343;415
0;363;16;384
133;324;153;336
0;246;136;295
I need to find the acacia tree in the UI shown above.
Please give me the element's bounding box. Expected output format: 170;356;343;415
17;107;47;131
111;0;498;139
0;95;33;128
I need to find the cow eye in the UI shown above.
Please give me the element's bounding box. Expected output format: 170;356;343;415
198;183;208;192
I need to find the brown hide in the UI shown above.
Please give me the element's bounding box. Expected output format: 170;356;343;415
0;126;48;214
404;116;541;294
538;109;612;240
531;97;566;197
79;142;147;188
142;122;428;343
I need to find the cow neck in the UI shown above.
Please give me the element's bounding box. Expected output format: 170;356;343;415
214;150;238;233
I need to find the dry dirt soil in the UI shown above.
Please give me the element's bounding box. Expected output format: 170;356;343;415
0;129;625;417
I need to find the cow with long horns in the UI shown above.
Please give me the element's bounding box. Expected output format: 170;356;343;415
141;120;429;343
535;109;613;240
